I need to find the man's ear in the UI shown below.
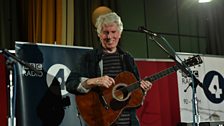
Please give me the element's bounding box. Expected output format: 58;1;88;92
118;33;121;38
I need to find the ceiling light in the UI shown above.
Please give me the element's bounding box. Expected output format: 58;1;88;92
199;0;212;3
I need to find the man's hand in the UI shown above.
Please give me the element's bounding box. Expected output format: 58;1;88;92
140;80;152;92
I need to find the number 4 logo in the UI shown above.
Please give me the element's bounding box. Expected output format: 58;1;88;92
208;75;222;98
203;71;224;104
46;64;71;96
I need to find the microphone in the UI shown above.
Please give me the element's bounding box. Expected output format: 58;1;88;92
138;26;157;37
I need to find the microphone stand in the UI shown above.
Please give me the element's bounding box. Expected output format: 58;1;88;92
1;49;41;126
140;29;201;126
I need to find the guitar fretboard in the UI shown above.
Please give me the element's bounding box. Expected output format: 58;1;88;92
145;65;178;82
126;65;179;93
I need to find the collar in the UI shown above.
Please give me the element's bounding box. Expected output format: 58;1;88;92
95;45;126;56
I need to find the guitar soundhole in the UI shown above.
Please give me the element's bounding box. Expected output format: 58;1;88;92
112;83;131;102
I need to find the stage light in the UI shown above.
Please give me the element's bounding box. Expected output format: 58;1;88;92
92;6;112;27
198;0;212;3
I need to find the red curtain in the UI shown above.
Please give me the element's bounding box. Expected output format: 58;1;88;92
0;55;8;126
136;60;181;126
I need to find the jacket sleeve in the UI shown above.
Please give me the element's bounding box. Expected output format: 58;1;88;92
65;52;90;95
66;71;84;95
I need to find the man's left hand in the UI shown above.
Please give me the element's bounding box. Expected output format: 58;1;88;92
140;80;152;92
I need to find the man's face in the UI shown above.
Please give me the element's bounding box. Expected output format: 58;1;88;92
98;23;121;52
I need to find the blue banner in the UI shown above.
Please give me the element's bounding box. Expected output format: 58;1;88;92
15;42;92;126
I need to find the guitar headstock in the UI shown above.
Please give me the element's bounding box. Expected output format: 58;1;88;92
182;55;203;67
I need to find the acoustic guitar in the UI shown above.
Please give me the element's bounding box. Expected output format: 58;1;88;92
75;55;203;126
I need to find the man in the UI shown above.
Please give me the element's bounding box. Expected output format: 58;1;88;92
66;12;152;126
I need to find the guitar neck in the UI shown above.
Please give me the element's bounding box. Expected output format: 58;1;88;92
145;65;179;83
126;65;179;92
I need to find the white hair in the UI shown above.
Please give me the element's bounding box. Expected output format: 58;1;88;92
95;12;123;34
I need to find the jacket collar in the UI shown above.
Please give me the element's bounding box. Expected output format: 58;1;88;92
95;45;126;56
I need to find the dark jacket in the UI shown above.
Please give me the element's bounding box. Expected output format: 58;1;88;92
66;46;141;126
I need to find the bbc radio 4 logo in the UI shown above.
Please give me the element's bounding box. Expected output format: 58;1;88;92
46;64;71;96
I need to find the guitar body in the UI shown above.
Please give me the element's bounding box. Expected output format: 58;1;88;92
75;71;144;126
